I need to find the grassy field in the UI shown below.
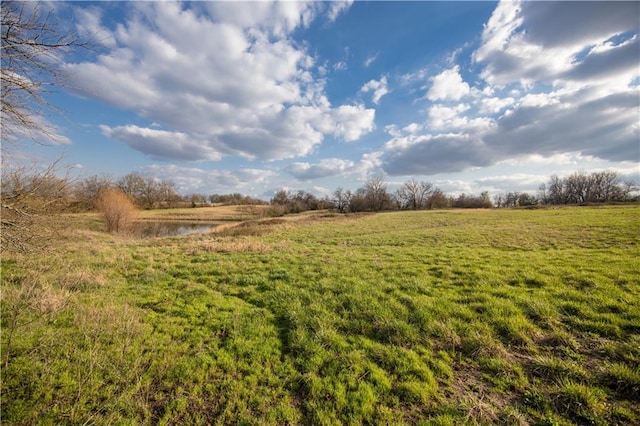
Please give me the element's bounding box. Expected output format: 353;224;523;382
2;206;639;425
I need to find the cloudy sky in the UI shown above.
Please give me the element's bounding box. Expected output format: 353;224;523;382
22;0;640;198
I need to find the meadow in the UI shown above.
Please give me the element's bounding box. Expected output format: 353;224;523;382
2;206;639;425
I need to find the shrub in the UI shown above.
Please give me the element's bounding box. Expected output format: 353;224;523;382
96;189;138;233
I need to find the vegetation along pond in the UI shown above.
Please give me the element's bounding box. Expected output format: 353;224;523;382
134;221;217;237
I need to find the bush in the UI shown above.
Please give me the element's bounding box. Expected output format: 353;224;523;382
96;189;138;233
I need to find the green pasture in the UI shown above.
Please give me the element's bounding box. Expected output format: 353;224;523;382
2;206;639;424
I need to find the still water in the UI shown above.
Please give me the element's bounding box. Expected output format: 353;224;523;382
135;222;217;238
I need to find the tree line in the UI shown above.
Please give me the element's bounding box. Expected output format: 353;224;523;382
495;171;636;208
269;170;636;215
269;175;492;214
71;173;267;211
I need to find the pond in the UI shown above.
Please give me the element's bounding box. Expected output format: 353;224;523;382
134;221;217;238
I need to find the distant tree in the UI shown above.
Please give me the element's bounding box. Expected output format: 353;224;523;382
622;180;638;201
517;192;537;206
348;188;368;212
548;175;565;204
116;173;178;209
451;193;466;208
318;196;334;210
588;171;623;203
332;187;351;213
452;192;492;208
537;183;548;205
156;179;180;208
73;174;113;210
270;189;289;206
268;189;322;213
564;172;591;204
188;193;207;207
544;171;631;205
137;177;159;209
504;192;519;207
363;174;392;211
117;173;145;201
428;188;449;209
293;190;320;212
396;179;433;210
481;191;492;208
209;193;265;205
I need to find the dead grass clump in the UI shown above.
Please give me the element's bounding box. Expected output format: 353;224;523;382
2;268;73;368
188;239;274;254
37;287;71;314
63;267;109;291
213;219;289;237
3;279;71;317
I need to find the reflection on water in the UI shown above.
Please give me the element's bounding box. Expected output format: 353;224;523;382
135;222;217;238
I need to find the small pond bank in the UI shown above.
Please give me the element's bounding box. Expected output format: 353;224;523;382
133;221;218;238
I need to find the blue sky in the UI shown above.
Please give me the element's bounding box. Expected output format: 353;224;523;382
16;1;640;198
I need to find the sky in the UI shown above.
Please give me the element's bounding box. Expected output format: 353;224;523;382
16;0;640;199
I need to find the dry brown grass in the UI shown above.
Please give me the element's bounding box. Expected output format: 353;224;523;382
97;189;139;233
138;204;269;223
186;238;276;254
211;218;290;237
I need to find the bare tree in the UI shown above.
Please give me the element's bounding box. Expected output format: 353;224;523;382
73;174;113;210
116;173;178;209
564;172;591;204
545;171;631;205
396;179;433;210
157;180;180;208
332;187;351;213
348;188;368;212
591;171;623;203
363;174;392;211
548;175;565;204
1;0;88;145
1;0;90;250
270;189;290;206
428;188;449;209
537;183;548;205
1;159;72;252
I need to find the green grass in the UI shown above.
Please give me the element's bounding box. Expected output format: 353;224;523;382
2;206;639;424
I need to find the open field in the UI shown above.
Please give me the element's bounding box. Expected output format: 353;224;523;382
2;206;639;424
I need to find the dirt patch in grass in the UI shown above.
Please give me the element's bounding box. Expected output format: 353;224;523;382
447;363;513;424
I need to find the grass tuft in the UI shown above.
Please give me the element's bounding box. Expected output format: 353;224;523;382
553;380;607;424
601;362;640;399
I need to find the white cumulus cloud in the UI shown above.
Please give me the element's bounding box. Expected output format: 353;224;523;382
65;1;372;164
381;0;639;177
427;66;471;101
360;76;389;104
286;158;356;180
